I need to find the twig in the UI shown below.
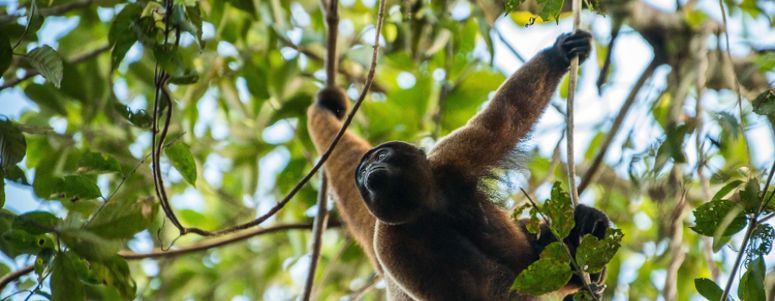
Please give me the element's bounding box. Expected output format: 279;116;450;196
565;0;583;206
0;265;34;293
578;59;658;193
345;274;380;300
0;0;100;24
0;44;111;91
519;188;599;300
149;0;387;237
494;28;526;63
663;188;687;301
120;223;340;259
302;1;339;298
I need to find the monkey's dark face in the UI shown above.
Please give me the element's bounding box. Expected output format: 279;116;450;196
355;141;433;225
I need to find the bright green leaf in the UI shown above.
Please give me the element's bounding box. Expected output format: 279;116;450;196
77;152;122;174
512;242;573;295
60;229;120;261
56;175;102;200
86;197;158;239
90;256;137;299
544;182;575;240
738;256;766;301
712;179;743;202
166;142;197;186
13;211;59;235
51;252;85;301
575;228;624;273
26;45;63;88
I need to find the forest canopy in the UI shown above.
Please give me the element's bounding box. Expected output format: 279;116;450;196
0;0;774;300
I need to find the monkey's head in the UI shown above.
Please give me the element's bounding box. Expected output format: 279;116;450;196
355;141;434;225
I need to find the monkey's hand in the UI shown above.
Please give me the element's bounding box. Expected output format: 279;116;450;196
549;30;592;67
315;87;348;120
567;204;610;287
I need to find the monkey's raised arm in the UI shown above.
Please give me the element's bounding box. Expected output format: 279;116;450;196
306;87;380;268
428;31;591;173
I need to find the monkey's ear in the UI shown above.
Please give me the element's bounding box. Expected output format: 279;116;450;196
316;87;348;120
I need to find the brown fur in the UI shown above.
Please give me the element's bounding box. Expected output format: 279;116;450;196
307;32;597;300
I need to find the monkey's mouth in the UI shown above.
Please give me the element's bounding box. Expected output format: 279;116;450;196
364;165;390;189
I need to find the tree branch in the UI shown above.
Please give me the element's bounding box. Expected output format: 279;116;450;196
578;58;658;194
0;0;101;24
0;44;111;91
0;265;34;293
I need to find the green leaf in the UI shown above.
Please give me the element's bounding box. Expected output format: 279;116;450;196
738;256;766;301
90;256;137;299
77;152;121;174
13;211;59;235
109;3;142;70
695;278;724;301
51;253;85;301
537;0;564;23
512;242;572;295
166;142;197;186
0;173;4;208
544;182;575;239
752;89;775;118
0;31;11;77
575;228;624;274
86;197;158;239
56;175;102;200
152;45;199;84
690;199;747;237
504;0;527;12
26;45;63;88
0;120;27;169
60;229;120;260
712;179;743;202
4;164;29;185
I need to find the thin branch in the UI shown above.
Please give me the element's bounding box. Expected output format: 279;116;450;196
519;188;599;300
494;28;525;63
0;44;111;91
0;0;100;24
149;0;388;237
301;0;339;298
565;0;583;207
120;223;341;260
578;59;658;193
0;265;34;293
663;189;687;301
345;274;380;301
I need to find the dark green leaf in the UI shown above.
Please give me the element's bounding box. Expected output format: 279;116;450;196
691;199;747;237
695;278;724;301
544;182;575;240
748;224;775;259
166;142;197;186
0;120;27;169
512;242;572;295
13;211;59;235
0;229;44;256
4;164;29;185
86;197;158;239
152;45;200;84
738;256;766;301
752;89;775;118
60;229;120;260
56;175;102;200
109;3;142;70
51;252;85;301
0;31;11;77
537;0;564;22
26;46;63;88
575;228;624;273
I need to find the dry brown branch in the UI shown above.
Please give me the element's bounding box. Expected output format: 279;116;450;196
0;265;34;293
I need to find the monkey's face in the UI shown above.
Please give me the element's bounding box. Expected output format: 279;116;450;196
355;141;433;225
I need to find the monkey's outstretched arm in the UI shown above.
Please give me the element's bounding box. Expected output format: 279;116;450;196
428;31;591;174
307;87;380;268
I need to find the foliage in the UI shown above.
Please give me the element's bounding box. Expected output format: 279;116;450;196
0;0;772;300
